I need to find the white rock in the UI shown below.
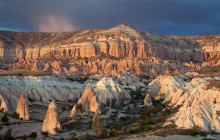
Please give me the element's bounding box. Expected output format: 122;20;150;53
94;77;131;106
77;84;101;114
146;74;220;132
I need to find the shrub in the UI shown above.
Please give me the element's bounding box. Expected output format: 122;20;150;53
29;132;37;138
144;116;152;125
54;127;61;134
130;128;142;133
145;125;152;132
21;134;28;140
1;113;9;123
100;129;107;138
12;112;19;119
189;129;198;136
109;130;118;137
155;124;161;130
2;129;14;140
179;126;201;136
79;133;90;140
69;132;78;140
151;106;163;113
41;131;48;137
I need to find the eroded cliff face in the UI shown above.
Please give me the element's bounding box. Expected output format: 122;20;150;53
0;24;219;64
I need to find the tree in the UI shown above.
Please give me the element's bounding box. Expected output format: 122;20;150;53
41;132;48;137
12;112;19;119
54;127;61;134
1;113;9;123
29;132;37;138
2;129;14;140
92;110;105;136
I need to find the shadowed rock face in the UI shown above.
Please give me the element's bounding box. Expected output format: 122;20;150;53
16;93;30;120
42;100;61;134
0;24;219;63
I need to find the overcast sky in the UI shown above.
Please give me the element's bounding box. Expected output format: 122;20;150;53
0;0;219;35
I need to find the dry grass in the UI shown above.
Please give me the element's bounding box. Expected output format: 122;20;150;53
0;69;50;76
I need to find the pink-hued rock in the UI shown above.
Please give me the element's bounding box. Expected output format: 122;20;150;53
42;100;61;134
77;84;101;114
16;93;30;120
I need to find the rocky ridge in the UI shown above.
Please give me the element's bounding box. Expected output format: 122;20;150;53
0;24;219;77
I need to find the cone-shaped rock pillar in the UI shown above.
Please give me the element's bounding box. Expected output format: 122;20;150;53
70;105;79;117
16;93;30;120
42;100;61;134
0;94;9;112
77;84;101;114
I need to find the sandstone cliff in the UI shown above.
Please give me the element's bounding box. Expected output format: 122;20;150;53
0;24;219;64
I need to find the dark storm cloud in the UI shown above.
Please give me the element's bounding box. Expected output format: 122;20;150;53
0;0;219;35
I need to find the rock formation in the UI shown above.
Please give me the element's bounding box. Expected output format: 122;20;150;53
146;73;220;132
0;94;9;112
144;94;152;106
164;68;170;74
70;105;80;117
0;25;219;72
42;100;62;134
174;69;179;74
94;77;131;106
16;93;30;120
77;84;101;114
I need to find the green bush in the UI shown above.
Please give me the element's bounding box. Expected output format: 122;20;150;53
1;113;9;123
109;130;118;137
145;125;152;132
179;126;200;136
100;129;107;138
29;132;37;138
21;134;28;140
69;132;78;140
2;129;14;140
155;124;161;130
12;112;19;119
41;131;48;137
54;127;61;134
